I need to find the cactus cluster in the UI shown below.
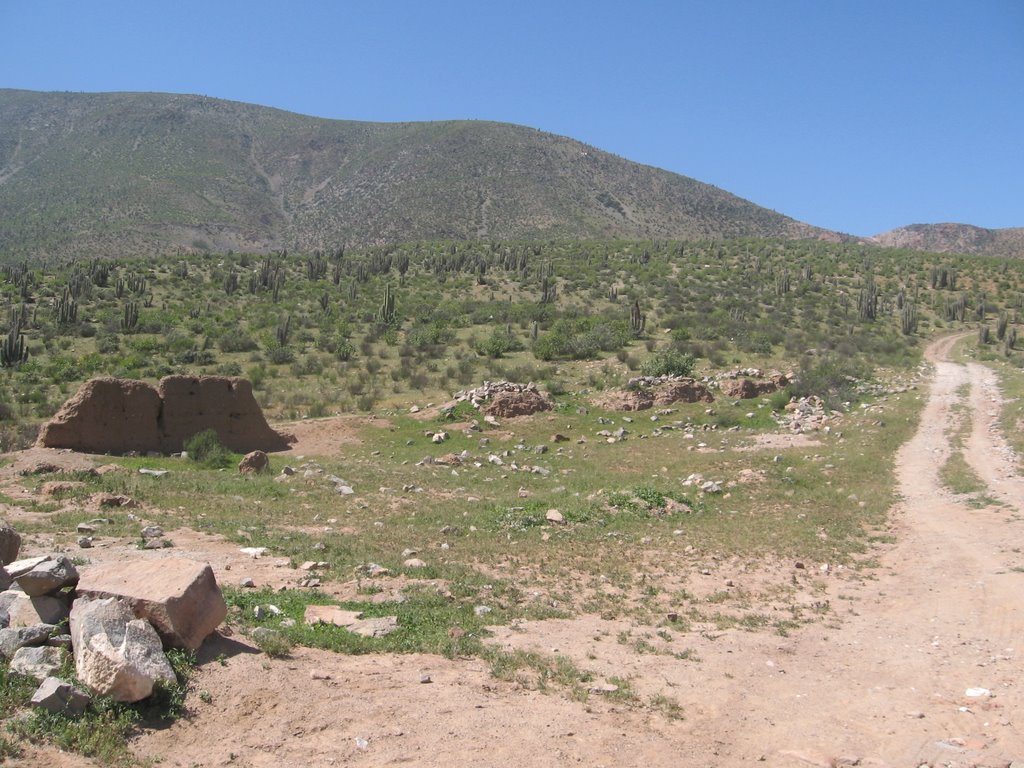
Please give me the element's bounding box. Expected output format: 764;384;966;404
120;301;139;332
630;299;646;337
1;314;28;368
276;314;291;346
376;283;396;325
54;286;78;326
900;302;918;335
858;275;878;321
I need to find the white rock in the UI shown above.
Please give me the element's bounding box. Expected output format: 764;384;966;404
69;597;175;702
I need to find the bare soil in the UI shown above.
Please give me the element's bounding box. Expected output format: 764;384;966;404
5;335;1023;767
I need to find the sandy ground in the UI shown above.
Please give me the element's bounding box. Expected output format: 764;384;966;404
6;334;1023;767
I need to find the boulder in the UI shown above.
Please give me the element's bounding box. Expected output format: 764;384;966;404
15;555;79;597
0;624;55;658
238;450;270;474
0;590;70;627
75;559;226;651
31;676;91;716
0;521;21;565
10;645;65;680
69;597;175;703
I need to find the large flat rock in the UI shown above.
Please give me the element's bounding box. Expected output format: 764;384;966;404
75;559;227;651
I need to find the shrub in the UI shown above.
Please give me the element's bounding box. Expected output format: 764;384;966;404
639;349;696;377
218;333;258;353
475;327;521;358
533;317;632;361
789;356;867;409
406;321;455;348
184;429;232;468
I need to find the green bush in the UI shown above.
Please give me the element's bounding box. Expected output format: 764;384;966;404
533;317;632;361
406;321;455;348
184;429;232;468
789;356;867;409
475;327;521;358
218;333;258;353
639;349;696;377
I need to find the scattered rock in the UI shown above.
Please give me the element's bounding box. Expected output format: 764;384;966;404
403;558;427;568
304;606;363;627
0;590;69;627
349;616;399;637
0;624;55;658
545;509;565;525
10;645;65;680
238;450;270;474
31;676;90;716
485;389;553;418
93;493;136;508
15;555;79;597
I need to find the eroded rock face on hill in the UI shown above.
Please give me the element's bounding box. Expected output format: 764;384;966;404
36;376;294;455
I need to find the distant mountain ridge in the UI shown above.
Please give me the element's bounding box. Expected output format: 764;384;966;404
0;89;839;260
870;223;1024;259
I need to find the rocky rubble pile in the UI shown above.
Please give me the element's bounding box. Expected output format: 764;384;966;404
0;519;226;713
599;376;714;411
715;370;789;400
773;396;836;433
447;381;554;417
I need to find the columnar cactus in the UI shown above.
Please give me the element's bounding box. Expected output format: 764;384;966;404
376;283;396;325
120;302;139;332
630;299;646;337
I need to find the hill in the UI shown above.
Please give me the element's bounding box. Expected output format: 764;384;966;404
871;223;1024;259
0;89;840;261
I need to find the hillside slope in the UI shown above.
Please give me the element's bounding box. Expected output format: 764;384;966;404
0;89;836;260
871;223;1024;259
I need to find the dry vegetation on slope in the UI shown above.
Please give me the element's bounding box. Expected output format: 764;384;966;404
0;90;834;261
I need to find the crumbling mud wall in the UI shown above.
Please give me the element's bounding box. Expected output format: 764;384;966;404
37;376;294;454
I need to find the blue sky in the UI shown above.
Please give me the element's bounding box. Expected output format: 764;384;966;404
3;1;1021;236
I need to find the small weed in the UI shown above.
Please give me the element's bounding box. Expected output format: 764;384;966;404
648;693;684;720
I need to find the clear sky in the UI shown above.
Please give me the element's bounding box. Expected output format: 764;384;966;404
2;1;1021;236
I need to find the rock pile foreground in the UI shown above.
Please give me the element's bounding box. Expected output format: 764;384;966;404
0;520;226;705
37;375;295;455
